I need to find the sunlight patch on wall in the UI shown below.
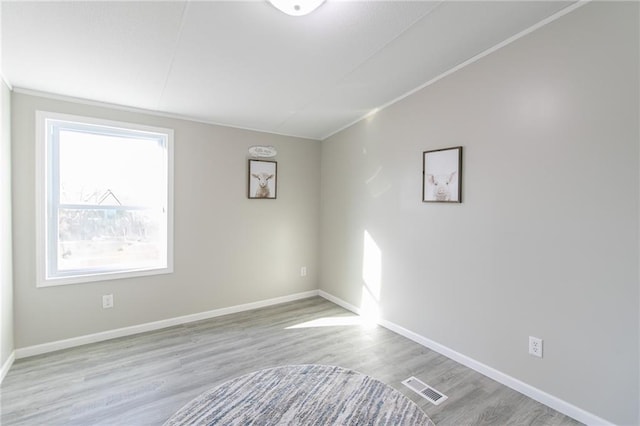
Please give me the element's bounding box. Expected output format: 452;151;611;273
361;230;382;325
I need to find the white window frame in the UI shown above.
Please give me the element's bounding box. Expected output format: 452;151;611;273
36;111;174;287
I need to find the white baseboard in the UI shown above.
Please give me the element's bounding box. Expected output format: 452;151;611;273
317;290;612;426
15;290;319;359
0;350;15;384
318;290;362;315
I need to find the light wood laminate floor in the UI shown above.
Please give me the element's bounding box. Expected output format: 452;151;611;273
1;297;581;425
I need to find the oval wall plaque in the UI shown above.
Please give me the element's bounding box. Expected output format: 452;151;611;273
248;146;277;158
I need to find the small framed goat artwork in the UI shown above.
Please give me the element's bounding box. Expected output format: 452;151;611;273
248;159;277;199
422;146;462;203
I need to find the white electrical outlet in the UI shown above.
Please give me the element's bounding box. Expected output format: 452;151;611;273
102;294;114;309
529;336;543;358
300;266;307;277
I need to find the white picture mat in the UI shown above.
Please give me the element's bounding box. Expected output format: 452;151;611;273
423;148;460;202
249;160;277;198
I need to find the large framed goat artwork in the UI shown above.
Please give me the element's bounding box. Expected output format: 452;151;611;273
248;159;277;199
423;146;462;203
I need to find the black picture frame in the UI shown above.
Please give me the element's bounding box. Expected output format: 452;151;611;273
248;159;277;199
422;146;462;203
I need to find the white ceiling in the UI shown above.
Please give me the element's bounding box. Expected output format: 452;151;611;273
1;1;576;140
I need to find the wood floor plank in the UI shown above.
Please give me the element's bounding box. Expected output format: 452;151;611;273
0;297;581;425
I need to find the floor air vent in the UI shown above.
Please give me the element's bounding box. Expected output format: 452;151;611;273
402;376;448;405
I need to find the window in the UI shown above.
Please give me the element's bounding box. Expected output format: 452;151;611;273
36;111;173;286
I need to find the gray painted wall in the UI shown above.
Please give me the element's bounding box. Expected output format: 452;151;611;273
319;3;638;425
1;79;14;369
11;92;320;348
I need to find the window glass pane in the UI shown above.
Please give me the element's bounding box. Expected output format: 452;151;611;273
58;130;166;207
58;207;166;272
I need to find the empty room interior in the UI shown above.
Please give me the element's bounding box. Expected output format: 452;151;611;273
0;1;639;425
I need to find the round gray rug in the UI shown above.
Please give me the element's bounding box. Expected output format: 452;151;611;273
164;364;435;425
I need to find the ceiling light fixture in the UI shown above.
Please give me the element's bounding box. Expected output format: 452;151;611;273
268;0;326;16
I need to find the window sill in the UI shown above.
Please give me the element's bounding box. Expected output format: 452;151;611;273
37;266;173;287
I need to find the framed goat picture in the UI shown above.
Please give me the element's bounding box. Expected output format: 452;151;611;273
423;146;462;203
248;159;277;199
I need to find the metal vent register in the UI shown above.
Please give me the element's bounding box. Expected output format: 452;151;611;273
402;377;448;405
